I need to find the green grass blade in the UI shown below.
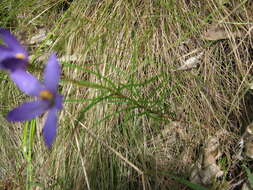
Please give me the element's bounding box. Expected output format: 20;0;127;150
243;164;253;188
171;176;208;190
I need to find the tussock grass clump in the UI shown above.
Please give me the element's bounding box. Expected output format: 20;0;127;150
0;0;253;189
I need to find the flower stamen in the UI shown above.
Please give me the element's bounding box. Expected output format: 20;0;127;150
40;90;53;100
15;53;26;60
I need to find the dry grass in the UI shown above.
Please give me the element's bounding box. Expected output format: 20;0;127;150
0;0;253;189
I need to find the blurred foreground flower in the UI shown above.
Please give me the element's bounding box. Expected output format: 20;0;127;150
7;53;62;148
0;28;36;95
0;28;28;71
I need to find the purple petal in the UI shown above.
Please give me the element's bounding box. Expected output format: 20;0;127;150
0;46;27;71
0;46;12;59
0;28;28;56
10;69;44;96
2;58;27;72
54;93;63;110
0;46;14;67
7;100;49;122
43;108;58;148
44;53;60;93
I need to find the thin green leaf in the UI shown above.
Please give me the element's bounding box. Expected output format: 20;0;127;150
243;164;253;188
171;176;208;190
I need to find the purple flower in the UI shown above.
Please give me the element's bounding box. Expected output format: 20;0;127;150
0;28;28;72
7;53;63;148
0;28;37;96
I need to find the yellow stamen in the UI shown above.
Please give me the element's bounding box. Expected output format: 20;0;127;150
15;53;26;60
40;90;53;100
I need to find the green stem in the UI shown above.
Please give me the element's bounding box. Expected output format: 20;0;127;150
22;120;36;190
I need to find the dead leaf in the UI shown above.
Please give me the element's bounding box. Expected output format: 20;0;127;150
241;182;251;190
59;54;80;62
30;29;47;44
240;123;253;159
203;137;221;167
175;52;203;71
190;136;224;185
201;24;243;41
200;163;224;185
190;162;202;184
245;140;253;159
246;123;253;135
